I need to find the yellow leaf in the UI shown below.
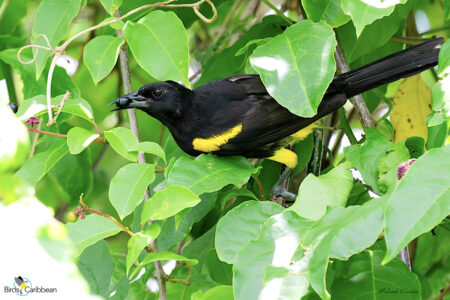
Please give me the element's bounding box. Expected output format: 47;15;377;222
390;75;432;143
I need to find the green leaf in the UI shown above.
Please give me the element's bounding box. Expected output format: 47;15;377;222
67;127;99;154
83;35;124;84
167;155;259;196
263;265;289;283
140;251;198;266
289;162;353;220
344;128;392;194
78;241;113;298
104;127;139;162
141;185;200;223
32;0;81;78
437;39;450;76
124;11;190;87
204;248;233;285
377;141;410;193
250;20;336;117
99;0;122;15
0;103;30;173
66;214;122;256
16;139;69;185
201;286;233;300
215;200;283;264
303;0;351;27
332;251;421;298
233;211;313;300
126;223;160;275
341;0;406;36
129;141;166;162
384;145;450;263
109;163;155;219
426;113;448;149
0;0;28;34
303;198;387;299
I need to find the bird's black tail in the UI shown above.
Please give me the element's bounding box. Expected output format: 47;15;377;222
330;38;443;98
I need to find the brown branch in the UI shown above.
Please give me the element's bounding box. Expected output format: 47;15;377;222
79;194;134;237
438;283;450;300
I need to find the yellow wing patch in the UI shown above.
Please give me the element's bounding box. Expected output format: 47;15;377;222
268;148;298;169
193;124;243;152
290;122;319;143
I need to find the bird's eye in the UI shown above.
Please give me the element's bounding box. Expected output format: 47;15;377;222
152;89;164;98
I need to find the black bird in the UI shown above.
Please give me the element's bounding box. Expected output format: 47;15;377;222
112;38;442;168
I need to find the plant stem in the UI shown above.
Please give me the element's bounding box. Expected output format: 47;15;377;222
334;43;377;129
28;128;67;138
115;10;167;300
262;0;294;25
338;107;357;144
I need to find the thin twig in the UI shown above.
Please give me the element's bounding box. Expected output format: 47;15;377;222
79;194;134;237
438;283;450;300
48;90;71;126
398;246;412;271
28;128;67;138
46;55;59;126
334;43;377;128
390;35;433;45
262;0;294;25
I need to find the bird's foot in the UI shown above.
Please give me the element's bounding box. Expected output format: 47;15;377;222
270;168;297;205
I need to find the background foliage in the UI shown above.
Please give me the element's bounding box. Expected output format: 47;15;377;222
0;0;449;299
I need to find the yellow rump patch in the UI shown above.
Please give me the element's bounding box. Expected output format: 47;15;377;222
290;122;319;142
268;148;298;169
193;124;243;152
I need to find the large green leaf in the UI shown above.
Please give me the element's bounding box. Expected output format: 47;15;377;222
78;241;113;298
202;286;233;300
32;0;81;78
289;162;353;220
66;214;122;256
129;141;166;162
204;248;232;285
233;211;314;300
302;0;351;27
215;201;283;264
250;20;336;117
167;155;259;196
104;127;138;162
332;251;421;299
0;0;28;34
83;35;123;84
341;0;406;36
384;145;450;263
302;198;387;299
67;127;99;154
16;139;69;185
109;163;155;219
141;185;200;223
124;10;190;87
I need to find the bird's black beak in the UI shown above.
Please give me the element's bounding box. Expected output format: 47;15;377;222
110;91;148;112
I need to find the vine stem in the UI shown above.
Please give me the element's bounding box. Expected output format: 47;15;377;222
28;128;67;138
334;43;377;129
114;10;167;300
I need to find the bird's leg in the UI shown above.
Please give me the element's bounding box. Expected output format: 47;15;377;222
270;167;297;205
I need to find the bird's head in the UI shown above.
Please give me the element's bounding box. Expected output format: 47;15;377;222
111;81;192;124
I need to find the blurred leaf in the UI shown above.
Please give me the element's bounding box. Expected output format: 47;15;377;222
201;286;233;300
290;162;353;220
0;0;27;34
32;0;81;78
303;198;387;299
141;185;200;222
413;226;450;275
66;214;122;256
16;139;68;185
233;211;313;300
391;75;432;143
0;102;29;173
250;20;336;117
109;162;155;219
215;200;283;264
78;241;113;298
331;251;421;299
437;39;450;76
217;188;258;210
204;248;232;285
384;145;450;263
303;0;351;27
129;141;166;162
67;127;99;154
341;0;406;36
426;113;448;149
126;223;160;275
344;128;391;194
104;127;139;162
377;141;410;193
167;155;259;196
294;134;314;174
100;0;123;15
124;10;190;87
83;35;123;84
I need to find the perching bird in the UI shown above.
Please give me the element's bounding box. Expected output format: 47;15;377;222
112;38;442;168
